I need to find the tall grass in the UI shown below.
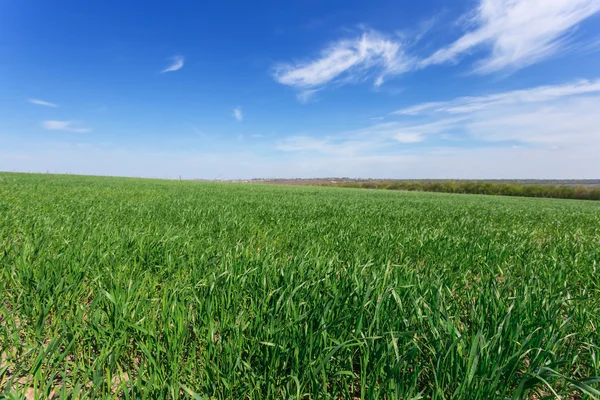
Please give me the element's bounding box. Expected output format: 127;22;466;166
1;173;599;399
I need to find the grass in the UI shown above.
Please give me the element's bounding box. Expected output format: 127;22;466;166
1;172;599;399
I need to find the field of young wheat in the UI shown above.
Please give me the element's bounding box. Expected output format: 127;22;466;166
1;173;599;399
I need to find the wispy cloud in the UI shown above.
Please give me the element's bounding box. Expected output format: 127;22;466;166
297;89;319;104
393;102;446;116
41;120;91;133
393;78;600;115
390;77;600;148
161;55;184;73
28;98;58;108
355;119;464;144
276;135;371;156
275;119;449;157
273;1;600;99
464;97;600;145
421;0;600;73
273;30;411;94
233;107;243;122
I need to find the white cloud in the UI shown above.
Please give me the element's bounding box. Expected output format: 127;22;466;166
41;120;91;133
421;0;600;73
465;96;600;145
161;55;184;73
233;107;243;122
272;0;600;98
273;30;411;93
390;78;600;150
374;76;385;87
394;78;600;115
28;98;58;107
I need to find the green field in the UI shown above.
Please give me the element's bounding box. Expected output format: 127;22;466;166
1;173;599;399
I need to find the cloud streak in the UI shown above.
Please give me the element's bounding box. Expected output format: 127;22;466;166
161;55;184;73
41;120;91;133
420;0;600;73
28;98;58;107
393;78;600;115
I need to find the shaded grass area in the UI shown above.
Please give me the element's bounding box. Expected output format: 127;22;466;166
317;180;600;201
1;172;599;399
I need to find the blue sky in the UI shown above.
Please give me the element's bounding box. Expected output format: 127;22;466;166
1;0;600;179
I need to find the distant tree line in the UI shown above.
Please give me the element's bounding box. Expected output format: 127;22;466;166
320;181;600;201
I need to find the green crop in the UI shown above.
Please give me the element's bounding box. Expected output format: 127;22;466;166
1;172;599;399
